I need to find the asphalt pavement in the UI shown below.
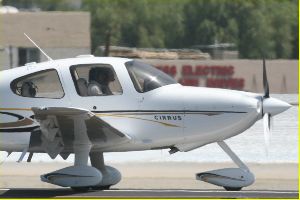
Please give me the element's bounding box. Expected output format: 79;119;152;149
0;188;298;198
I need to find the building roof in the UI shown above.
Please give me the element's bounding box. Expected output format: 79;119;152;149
0;11;90;48
97;46;210;60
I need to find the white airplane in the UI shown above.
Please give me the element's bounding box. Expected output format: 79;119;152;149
0;34;291;192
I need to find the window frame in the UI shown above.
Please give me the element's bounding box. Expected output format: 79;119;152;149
10;69;65;99
69;64;123;97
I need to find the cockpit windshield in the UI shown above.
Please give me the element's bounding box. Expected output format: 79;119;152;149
125;60;177;93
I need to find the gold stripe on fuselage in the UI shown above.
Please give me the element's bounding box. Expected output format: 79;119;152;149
95;113;181;128
0;108;32;111
0;108;222;128
95;112;221;116
95;111;222;127
0;108;182;128
0;118;34;128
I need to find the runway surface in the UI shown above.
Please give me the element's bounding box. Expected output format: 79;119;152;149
0;188;298;198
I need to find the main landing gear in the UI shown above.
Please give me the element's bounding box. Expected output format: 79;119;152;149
40;115;121;192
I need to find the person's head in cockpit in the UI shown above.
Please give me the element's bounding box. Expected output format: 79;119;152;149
88;67;115;95
89;67;114;86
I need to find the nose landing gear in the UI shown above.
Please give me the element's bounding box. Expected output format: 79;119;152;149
196;141;255;191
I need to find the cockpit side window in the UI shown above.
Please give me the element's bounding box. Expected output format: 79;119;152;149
70;64;123;97
10;69;64;99
125;60;177;93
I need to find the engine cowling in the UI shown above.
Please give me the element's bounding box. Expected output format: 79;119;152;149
196;168;255;188
41;165;102;187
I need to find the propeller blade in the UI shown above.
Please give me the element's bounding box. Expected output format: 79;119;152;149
263;58;269;98
263;113;271;155
270;115;274;138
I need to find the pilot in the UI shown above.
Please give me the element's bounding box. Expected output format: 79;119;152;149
20;81;37;97
88;67;114;96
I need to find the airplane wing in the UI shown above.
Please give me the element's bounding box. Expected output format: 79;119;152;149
31;107;131;159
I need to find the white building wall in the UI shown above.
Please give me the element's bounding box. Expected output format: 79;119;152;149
0;47;90;70
0;46;18;70
0;50;9;69
40;47;90;61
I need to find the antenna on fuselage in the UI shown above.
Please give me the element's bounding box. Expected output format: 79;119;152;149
24;33;53;61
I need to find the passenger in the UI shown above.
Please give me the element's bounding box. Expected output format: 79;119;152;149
88;67;114;96
77;78;88;96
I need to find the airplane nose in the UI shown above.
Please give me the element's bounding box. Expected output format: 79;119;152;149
263;97;291;116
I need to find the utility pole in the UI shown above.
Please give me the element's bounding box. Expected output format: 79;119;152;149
9;45;13;68
104;29;111;57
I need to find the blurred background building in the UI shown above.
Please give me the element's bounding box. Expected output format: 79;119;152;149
0;8;90;69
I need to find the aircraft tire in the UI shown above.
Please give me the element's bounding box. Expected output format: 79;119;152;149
71;187;90;193
90;185;111;190
223;187;242;191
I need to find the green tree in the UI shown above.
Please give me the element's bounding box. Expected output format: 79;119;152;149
83;0;186;51
236;1;275;58
183;0;239;46
3;0;298;58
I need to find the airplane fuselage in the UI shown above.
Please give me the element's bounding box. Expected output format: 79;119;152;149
0;57;288;155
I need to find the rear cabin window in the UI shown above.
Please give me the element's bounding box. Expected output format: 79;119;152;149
11;69;64;99
70;64;123;97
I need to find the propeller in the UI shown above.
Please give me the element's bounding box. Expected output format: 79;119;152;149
260;58;291;155
261;58;272;155
263;113;271;154
262;58;269;98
